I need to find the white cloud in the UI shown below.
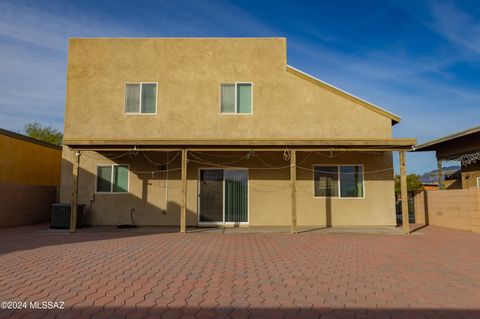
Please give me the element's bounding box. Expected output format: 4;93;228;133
428;0;480;53
0;0;477;174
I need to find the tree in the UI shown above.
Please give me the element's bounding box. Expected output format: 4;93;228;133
395;174;424;198
23;122;63;146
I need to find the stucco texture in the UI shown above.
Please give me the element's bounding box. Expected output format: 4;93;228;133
0;134;61;186
61;38;400;227
61;149;395;227
64;38;393;142
414;189;480;233
0;133;61;227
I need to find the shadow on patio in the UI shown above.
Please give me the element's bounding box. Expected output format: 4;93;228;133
4;305;479;319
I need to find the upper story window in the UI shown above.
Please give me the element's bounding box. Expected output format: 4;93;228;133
125;83;157;114
314;165;364;198
221;83;252;114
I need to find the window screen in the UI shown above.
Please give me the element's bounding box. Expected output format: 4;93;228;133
113;165;129;192
314;166;339;197
97;166;112;192
221;84;235;113
220;83;252;114
125;84;140;113
237;83;252;113
125;83;156;114
339;166;364;198
141;83;156;113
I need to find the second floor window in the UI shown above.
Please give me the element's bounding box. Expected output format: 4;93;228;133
125;83;157;114
221;83;252;114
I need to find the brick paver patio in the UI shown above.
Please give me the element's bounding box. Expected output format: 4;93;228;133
0;225;479;319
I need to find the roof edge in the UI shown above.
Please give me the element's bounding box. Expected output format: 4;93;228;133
0;128;62;150
286;65;401;125
415;125;480;151
64;138;416;147
68;37;286;41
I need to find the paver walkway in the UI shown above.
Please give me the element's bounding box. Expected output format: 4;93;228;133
0;224;479;318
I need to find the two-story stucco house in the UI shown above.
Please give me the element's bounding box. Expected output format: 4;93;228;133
60;38;416;233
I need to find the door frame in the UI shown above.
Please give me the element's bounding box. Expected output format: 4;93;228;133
197;167;249;226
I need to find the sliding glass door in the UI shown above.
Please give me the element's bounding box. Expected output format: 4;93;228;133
199;169;248;224
224;170;248;223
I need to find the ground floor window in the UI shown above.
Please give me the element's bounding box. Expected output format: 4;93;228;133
199;169;248;223
96;164;129;193
314;165;364;198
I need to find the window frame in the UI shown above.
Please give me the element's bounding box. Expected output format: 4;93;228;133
219;82;253;115
312;164;365;199
95;164;130;194
124;82;158;115
477;176;480;188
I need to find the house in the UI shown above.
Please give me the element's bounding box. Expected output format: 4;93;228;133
414;126;480;233
415;125;480;189
421;182;439;191
0;128;61;227
60;38;416;233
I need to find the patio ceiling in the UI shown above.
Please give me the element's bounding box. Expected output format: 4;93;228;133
63;138;416;151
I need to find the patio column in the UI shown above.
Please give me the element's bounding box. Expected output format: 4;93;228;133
399;150;409;234
437;158;444;190
70;150;81;233
290;150;297;234
180;149;187;233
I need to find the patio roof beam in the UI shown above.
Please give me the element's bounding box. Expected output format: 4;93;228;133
290;150;297;234
399;150;409;234
64;138;416;146
70;150;81;233
437;158;445;190
180;149;187;233
66;147;413;152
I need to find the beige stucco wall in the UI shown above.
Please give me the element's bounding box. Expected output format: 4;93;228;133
64;38;393;142
0;182;56;227
414;189;480;233
61;148;396;227
61;38;401;227
0;134;61;186
0;133;61;227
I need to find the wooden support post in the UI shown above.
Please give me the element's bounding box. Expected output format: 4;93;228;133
70;150;81;233
399;151;409;234
290;150;297;234
180;149;187;233
437;159;444;190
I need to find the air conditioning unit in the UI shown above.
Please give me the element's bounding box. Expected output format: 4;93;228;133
51;204;87;229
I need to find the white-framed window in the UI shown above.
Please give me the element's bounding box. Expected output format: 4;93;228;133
477;176;480;188
125;82;157;114
220;83;253;114
96;164;129;193
313;165;364;198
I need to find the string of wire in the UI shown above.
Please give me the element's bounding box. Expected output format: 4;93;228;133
79;150;394;175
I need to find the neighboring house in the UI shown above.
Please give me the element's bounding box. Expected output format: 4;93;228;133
415;125;480;189
421;182;439;191
60;38;416;233
0;128;61;227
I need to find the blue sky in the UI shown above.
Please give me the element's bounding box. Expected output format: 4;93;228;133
0;0;479;173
